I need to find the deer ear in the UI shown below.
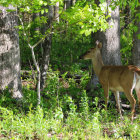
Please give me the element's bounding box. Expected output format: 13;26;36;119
98;42;102;49
96;40;99;45
96;40;102;49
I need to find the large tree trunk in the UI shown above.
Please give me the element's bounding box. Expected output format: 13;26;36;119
88;0;121;90
99;1;121;65
93;0;121;65
0;5;22;99
132;2;140;67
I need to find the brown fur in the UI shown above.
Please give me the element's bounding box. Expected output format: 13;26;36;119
82;41;140;121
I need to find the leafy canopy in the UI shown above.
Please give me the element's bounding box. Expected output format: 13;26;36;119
0;0;110;37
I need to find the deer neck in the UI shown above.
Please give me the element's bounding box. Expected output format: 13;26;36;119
91;53;104;77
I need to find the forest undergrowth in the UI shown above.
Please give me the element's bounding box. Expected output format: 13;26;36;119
0;68;140;140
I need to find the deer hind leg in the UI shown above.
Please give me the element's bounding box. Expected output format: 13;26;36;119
114;91;123;119
102;84;109;110
135;80;140;110
124;89;136;121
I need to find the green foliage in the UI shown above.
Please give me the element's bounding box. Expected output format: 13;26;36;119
79;90;89;120
0;70;140;139
120;30;133;65
59;2;109;37
1;0;110;71
119;0;139;65
0;0;140;139
51;34;92;71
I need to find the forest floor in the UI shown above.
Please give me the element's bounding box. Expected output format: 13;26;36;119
0;70;139;139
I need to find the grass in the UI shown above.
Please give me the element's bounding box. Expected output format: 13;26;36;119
0;69;140;140
0;104;139;139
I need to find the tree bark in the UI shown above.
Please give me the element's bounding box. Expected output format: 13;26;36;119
132;2;140;67
64;0;72;10
40;5;54;90
92;0;121;65
88;0;121;90
93;1;121;65
100;1;121;65
54;2;59;22
72;0;76;6
0;5;22;99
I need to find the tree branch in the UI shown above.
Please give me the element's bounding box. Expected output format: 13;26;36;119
18;15;41;105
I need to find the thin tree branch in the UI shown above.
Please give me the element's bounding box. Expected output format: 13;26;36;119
18;15;41;105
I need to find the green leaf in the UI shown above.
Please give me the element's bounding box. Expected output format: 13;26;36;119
6;9;16;12
99;0;105;3
43;2;47;6
41;9;44;14
85;30;91;36
39;0;43;5
45;9;48;13
80;30;85;35
137;34;140;39
133;26;138;32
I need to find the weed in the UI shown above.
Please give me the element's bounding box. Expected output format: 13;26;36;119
0;70;139;139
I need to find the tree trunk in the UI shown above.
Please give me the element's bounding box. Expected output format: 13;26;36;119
64;0;72;10
132;2;140;67
0;5;22;99
40;5;54;90
54;2;59;22
88;0;121;90
100;1;121;65
72;0;76;6
93;0;121;65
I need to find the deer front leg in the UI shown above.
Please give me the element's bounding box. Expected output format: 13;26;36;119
102;85;109;110
114;91;123;119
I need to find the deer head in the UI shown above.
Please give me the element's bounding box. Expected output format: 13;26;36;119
81;40;102;60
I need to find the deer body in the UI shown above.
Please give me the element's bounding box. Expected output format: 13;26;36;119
82;41;140;120
99;66;136;93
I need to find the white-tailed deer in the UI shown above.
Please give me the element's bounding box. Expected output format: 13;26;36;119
81;41;140;121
